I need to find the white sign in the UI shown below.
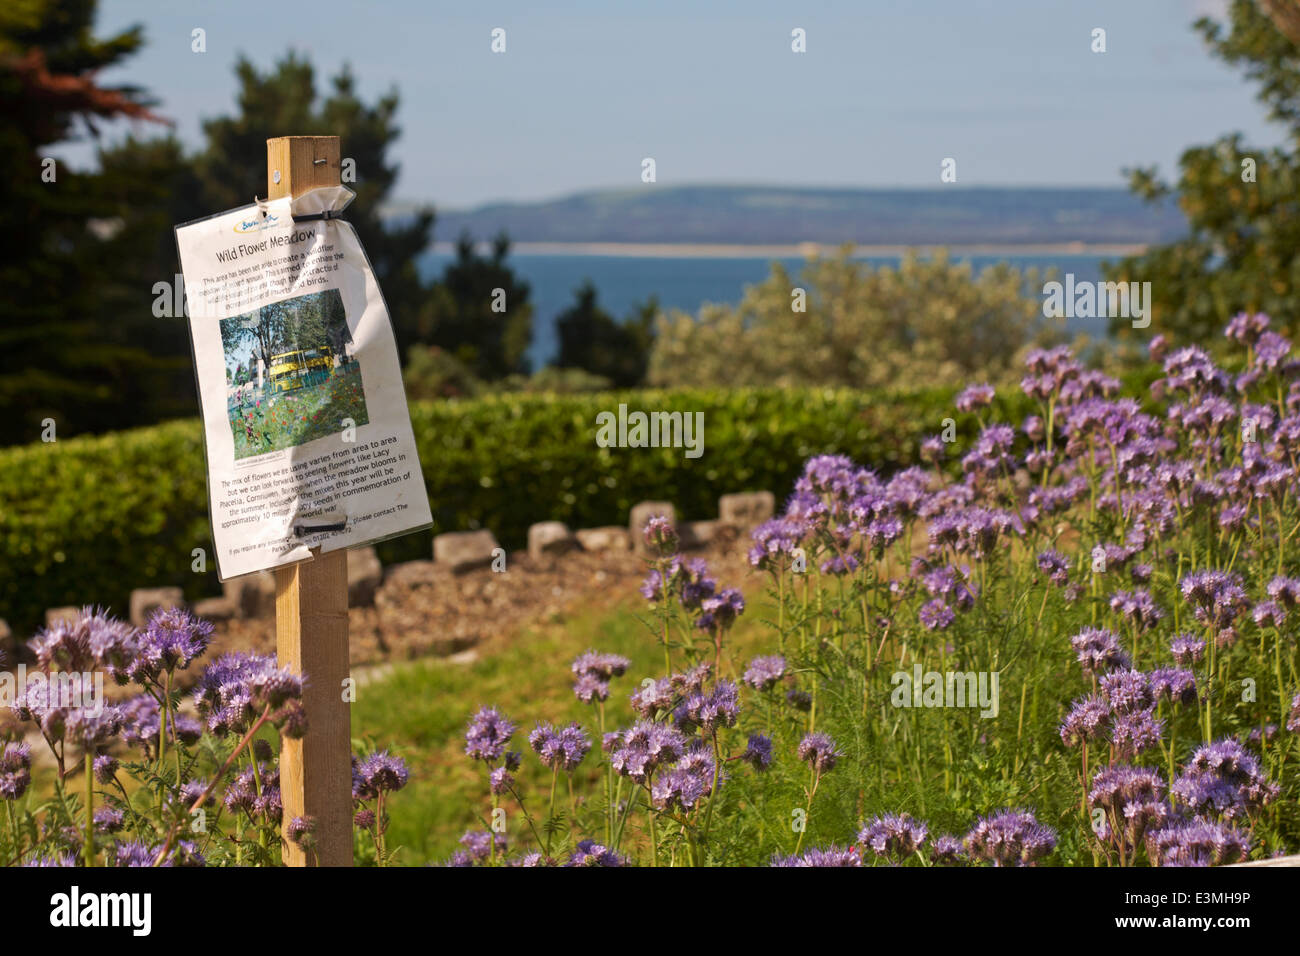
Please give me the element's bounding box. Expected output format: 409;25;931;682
175;185;432;579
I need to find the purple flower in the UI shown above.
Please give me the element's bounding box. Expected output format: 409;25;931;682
672;557;718;612
639;568;669;602
64;704;125;750
641;514;678;555
1267;576;1300;607
920;435;947;464
1059;696;1110;747
963;809;1056;867
1088;764;1166;813
1170;633;1206;666
1111;708;1165;759
529;722;591;772
1252;601;1287;628
1172;738;1278;819
742;655;786;692
858;813;928;860
1146;819;1250;867
674;681;740;735
1070;627;1129;676
671;662;713;696
225;762;281;822
1088;765;1169;847
567;840;628;867
749;518;806;570
797;732;843;774
1247;725;1277;744
1149;668;1197;706
572;673;610;704
920;564;976;608
743;733;773;771
956;383;995;413
93;806;125;834
819;552;860;576
133;607;214;681
629;677;675;719
92;754;118;784
181;779;214;808
697;587;745;634
770;845;862;867
0;743;32;800
571;651;631;681
1161;346;1229;396
652;744;720;811
918;598;955;631
1253;330;1291;372
610;721;686;783
285;815;316;847
930;835;966;865
1225;311;1270;346
120;694;201;757
1108;589;1165;632
28;607;137;678
489;766;514;795
962;424;1017;479
928;506;1022;561
464;706;516;763
193;652;305;738
1180;570;1247;629
1100;668;1153;714
354;750;409;798
1037;549;1069;586
112;841;166;867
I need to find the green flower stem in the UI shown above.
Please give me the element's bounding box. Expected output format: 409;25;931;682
83;750;94;867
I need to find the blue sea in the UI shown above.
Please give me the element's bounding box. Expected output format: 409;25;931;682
417;251;1114;369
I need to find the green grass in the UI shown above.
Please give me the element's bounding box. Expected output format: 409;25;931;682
230;365;369;460
354;542;1300;867
353;588;775;865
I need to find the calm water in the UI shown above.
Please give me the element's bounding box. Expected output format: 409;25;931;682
417;251;1113;368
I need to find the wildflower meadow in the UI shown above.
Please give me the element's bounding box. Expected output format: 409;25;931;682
4;316;1299;871
432;316;1300;867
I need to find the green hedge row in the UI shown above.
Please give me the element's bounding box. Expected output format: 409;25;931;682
0;386;1032;635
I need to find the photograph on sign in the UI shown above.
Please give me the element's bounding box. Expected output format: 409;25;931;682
221;288;369;459
176;185;432;580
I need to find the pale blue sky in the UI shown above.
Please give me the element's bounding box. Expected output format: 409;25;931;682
64;0;1281;208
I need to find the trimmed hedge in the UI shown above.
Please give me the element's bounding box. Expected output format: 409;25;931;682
0;386;1031;634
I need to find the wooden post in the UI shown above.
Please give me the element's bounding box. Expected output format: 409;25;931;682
268;136;353;867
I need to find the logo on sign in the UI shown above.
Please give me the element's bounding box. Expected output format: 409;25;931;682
234;214;279;233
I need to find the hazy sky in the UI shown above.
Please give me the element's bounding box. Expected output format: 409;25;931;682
66;0;1281;208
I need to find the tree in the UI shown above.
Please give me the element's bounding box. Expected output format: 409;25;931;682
195;54;436;359
0;0;167;444
0;26;443;444
554;282;655;388
648;248;1054;389
1106;0;1300;343
422;231;533;379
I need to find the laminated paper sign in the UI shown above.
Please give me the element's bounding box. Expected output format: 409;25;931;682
175;185;432;580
